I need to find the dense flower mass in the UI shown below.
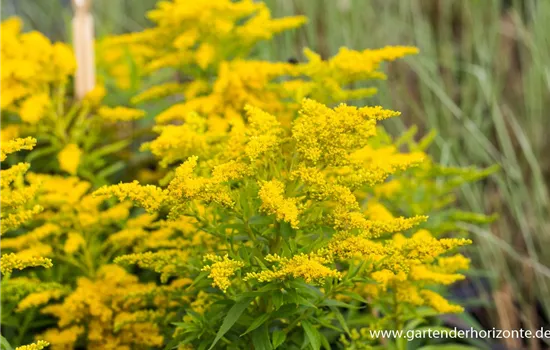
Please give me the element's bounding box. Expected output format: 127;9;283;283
1;18;146;183
95;98;483;349
0;2;496;349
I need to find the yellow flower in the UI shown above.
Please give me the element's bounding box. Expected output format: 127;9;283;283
51;42;76;79
292;99;378;165
98;106;146;122
166;156;234;208
371;269;407;289
94;181;166;212
1;137;36;161
202;254;244;292
0;253;53;275
1;124;21;141
1;205;43;235
40;326;83;349
58;143;82;175
15;340;50;350
420;289;463;313
142;114;214;166
1;162;30;188
63;232;86;254
244;105;284;160
195;43;216;69
410;265;465;285
114;250;188;283
1;223;60;251
365;201;395;221
17;289;65;312
19;93;51;124
258;180;301;229
438;254;470;272
83;83;106;105
41;265;164;349
245;252;341;284
327;232;388;261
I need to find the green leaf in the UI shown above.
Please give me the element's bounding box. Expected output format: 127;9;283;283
25;145;59;163
0;336;14;350
272;330;286;349
251;323;273;350
96;160;125;180
272;291;284;310
249;215;273;225
320;299;360;309
87;139;130;161
271;304;302;319
301;320;321;350
338;291;370;304
188;271;209;289
241;313;270;336
320;333;331;350
208;297;252;350
330;306;351;336
280;221;292;239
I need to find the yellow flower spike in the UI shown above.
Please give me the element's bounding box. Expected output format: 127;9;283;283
420;289;463;314
16;289;65;312
94;180;166;212
202;254;244;292
195;43;216;69
63;232;86;254
1;124;21;141
51;42;76;80
1;16;23;37
258;180;301;229
243;104;284;160
1;162;30;188
15;340;50;350
370;269;407;290
142;114;213;166
245;252;341;284
98;106;146;122
1;205;43;235
365;201;395;221
57;143;82;175
166;156;234;208
437;254;470;272
83;83;106;105
114;250;188;283
1;223;61;251
39;265;164;349
39;327;83;350
0;253;53;275
410;265;465;285
293;99;378;166
211;161;252;182
0;137;36;161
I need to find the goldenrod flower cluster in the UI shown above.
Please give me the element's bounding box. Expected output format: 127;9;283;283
202;254;245;292
0;2;496;349
0;139;47;276
97;97;482;349
14;340;50;350
1;18;145;182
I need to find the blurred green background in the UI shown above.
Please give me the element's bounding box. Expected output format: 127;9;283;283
3;1;549;348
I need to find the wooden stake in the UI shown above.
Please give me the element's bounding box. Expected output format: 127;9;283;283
72;0;95;100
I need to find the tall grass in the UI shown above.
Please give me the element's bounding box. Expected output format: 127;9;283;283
260;1;550;348
3;1;549;348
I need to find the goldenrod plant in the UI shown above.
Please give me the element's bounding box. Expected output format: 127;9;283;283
1;18;145;185
1;1;496;349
